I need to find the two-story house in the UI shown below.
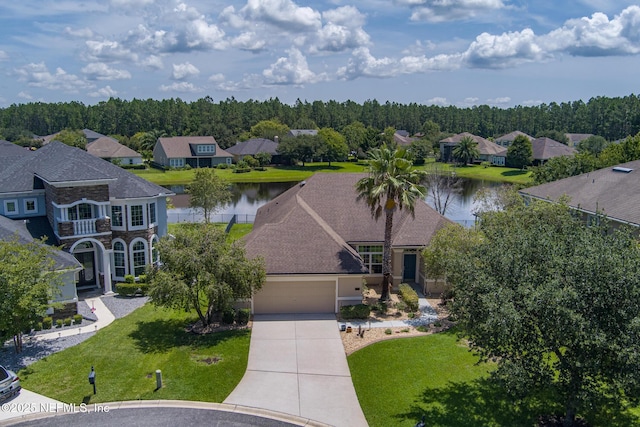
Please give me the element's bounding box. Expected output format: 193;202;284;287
0;141;173;307
152;136;233;168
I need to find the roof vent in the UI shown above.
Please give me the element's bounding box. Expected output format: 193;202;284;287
612;166;633;173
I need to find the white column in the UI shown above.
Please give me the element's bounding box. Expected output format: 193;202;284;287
102;249;113;294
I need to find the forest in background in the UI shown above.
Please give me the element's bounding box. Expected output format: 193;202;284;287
1;94;640;149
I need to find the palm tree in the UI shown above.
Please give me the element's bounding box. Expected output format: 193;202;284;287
356;145;427;301
452;136;480;165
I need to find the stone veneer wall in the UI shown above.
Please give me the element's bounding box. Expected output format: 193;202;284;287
112;225;158;245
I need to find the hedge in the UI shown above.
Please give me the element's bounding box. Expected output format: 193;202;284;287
398;283;419;312
116;282;149;297
340;304;371;319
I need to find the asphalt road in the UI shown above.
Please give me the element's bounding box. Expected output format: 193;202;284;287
7;407;302;427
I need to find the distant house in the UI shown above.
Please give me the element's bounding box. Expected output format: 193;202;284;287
0;140;31;156
531;137;577;165
494;131;533;147
439;132;507;166
244;173;453;314
393;130;418;146
87;136;143;165
519;160;640;228
153;136;233;168
226;138;280;163
83;129;107;143
288;129;318;137
565;133;593;147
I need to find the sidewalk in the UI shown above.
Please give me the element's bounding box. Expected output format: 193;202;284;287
33;297;115;341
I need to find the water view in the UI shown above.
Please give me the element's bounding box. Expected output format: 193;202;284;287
166;179;506;225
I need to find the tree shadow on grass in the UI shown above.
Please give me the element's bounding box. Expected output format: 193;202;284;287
129;319;250;354
501;169;529;177
394;378;639;427
273;164;345;172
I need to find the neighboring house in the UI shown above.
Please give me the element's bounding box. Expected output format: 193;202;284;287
83;129;107;143
531;137;577;165
393;130;418;146
439;132;507;166
153;136;233;168
87;136;143;165
226;138;280;163
519;160;640;228
288;129;318;137
244;173;453;314
565;133;593;147
0;141;174;307
494;131;533;147
0;215;82;309
0;140;31;156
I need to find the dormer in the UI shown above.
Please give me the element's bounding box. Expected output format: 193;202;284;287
191;143;217;156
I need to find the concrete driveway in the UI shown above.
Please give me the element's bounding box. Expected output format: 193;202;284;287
224;314;368;427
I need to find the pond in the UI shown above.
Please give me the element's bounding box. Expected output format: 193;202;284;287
166;179;506;225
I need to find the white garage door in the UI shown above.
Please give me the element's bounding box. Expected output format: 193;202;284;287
253;280;336;314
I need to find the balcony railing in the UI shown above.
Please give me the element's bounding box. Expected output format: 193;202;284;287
73;219;97;235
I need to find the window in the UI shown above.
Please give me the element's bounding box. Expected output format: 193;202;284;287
357;245;383;274
148;202;156;225
169;158;184;168
130;205;144;227
196;144;215;154
131;240;147;276
151;236;159;264
24;198;37;213
113;241;126;278
68;203;93;221
226;157;232;164
3;200;18;216
111;206;123;227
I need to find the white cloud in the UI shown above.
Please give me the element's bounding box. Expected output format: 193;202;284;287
159;81;201;92
237;0;322;32
395;0;506;23
139;55;164;70
262;47;327;85
208;73;225;82
171;62;200;80
15;62;94;92
109;0;153;7
89;85;118;98
0;51;8;61
18;91;33;100
230;32;267;51
82;62;132;80
426;97;449;106
85;39;138;62
64;26;94;38
462;29;548;68
309;8;371;53
487;96;511;104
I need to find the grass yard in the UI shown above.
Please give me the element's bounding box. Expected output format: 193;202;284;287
349;330;639;427
18;304;250;405
167;222;252;241
421;162;533;185
132;162;369;186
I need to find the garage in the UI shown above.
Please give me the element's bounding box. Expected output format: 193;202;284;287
253;280;336;314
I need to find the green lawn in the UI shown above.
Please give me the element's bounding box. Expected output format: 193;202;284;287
421;162;533;185
167;222;252;241
132;162;369;186
18;304;250;405
349;331;639;427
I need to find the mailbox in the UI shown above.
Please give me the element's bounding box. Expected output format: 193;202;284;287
88;366;96;385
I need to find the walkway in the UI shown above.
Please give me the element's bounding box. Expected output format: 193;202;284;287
224;314;368;427
34;297;115;341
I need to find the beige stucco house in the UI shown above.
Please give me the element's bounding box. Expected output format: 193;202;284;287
244;173;453;314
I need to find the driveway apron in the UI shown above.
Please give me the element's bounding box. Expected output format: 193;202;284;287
224;314;368;427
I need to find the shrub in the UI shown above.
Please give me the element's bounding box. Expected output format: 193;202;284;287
137;274;147;283
35;322;43;332
73;314;83;324
42;316;53;329
216;163;229;169
56;319;63;328
384;328;392;335
236;308;251;325
416;325;428;333
340;304;371;319
221;308;236;325
398;283;419;312
233;168;251;173
63;318;72;327
121;164;146;170
116;282;149;296
124;274;135;284
371;301;387;313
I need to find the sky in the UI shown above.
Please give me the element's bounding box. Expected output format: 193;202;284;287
1;1;639;109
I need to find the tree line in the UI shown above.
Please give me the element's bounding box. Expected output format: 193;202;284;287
2;94;640;148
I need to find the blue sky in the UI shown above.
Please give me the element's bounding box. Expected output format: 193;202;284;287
0;0;639;108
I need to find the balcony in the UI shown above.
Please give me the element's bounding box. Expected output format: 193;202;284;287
73;219;97;235
57;217;111;239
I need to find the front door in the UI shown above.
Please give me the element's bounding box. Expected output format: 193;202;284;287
403;253;417;282
75;251;96;288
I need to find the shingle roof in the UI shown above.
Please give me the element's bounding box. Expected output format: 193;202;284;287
0;141;172;199
0;140;32;157
245;173;453;275
83;129;107;142
440;133;506;157
495;131;532;143
531;137;577;161
565;133;593;145
87;136;142;159
156;136;232;158
226;138;279;156
519;160;640;226
288;129;318;137
0;215;81;270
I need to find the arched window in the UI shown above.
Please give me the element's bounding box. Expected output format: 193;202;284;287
150;236;160;265
113;241;126;278
131;240;147;277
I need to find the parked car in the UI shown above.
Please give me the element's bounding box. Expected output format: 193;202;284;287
0;365;20;400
